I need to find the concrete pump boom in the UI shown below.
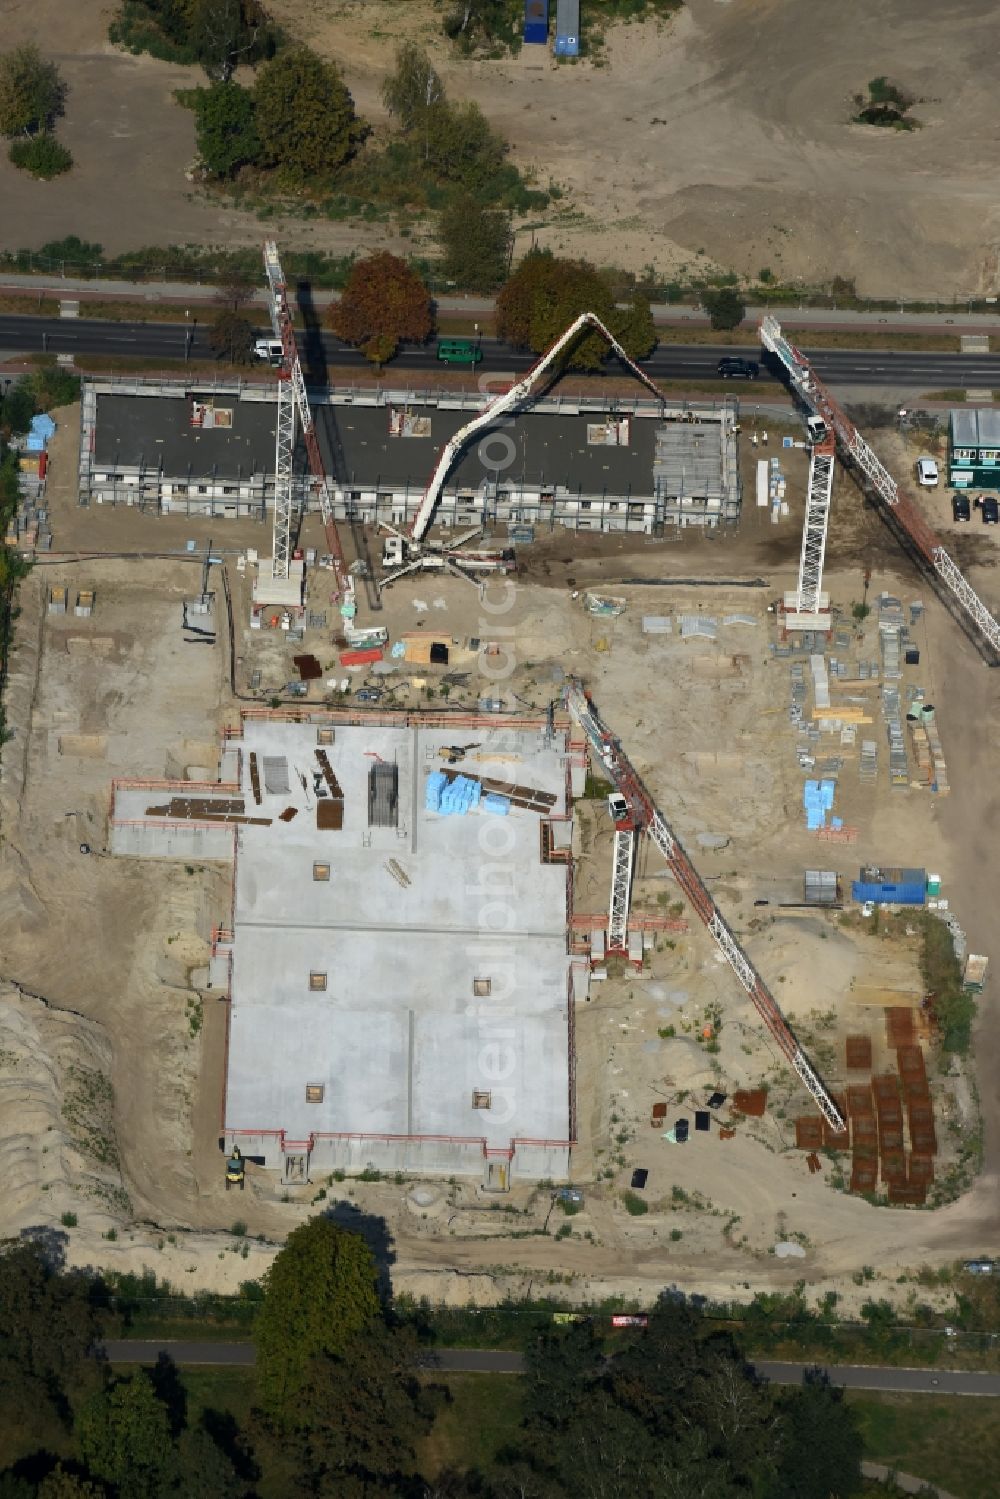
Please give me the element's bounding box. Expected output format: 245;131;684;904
263;240;351;600
408;312;668;545
564;679;847;1133
760;314;1000;657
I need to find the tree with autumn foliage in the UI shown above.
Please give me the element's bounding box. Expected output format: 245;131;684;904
328;253;434;365
496;250;657;371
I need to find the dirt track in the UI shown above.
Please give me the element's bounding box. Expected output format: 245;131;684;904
4;1;1000;296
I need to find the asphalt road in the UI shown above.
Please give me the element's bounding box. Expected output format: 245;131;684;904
99;1340;1000;1394
1;314;999;390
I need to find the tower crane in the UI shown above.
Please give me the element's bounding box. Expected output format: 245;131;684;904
787;432;836;627
261;240;351;603
381;312;673;588
760;315;1000;658
564;679;846;1132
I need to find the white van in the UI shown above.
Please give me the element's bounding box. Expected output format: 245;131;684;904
916;457;940;487
805;414;829;445
253;338;283;366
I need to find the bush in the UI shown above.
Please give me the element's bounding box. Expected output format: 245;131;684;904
621;1190;649;1216
8;132;72;178
60;1211;78;1227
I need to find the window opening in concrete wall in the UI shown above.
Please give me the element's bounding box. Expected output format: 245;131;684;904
316;728;335;746
306;1084;324;1103
473;1090;492;1109
313;862;331;881
473;978;492;997
309;971;328;991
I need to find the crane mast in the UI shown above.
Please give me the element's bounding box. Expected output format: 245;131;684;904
262;241;351;601
760;314;1000;656
564;680;846;1132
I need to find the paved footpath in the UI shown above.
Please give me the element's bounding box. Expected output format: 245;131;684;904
101;1339;1000;1395
1;270;997;332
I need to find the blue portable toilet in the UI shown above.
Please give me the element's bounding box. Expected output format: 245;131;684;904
524;0;549;44
554;0;579;55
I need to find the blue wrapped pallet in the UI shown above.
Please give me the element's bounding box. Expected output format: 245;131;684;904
554;0;579;55
524;0;549;44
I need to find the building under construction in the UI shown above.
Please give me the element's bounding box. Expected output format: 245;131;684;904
109;709;589;1187
79;378;741;535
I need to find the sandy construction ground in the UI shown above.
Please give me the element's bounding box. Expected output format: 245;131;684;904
2;385;1000;1310
3;1;1000;297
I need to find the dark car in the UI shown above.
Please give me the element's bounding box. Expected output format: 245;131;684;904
674;1118;689;1144
952;494;971;522
630;1168;648;1190
982;497;999;525
717;356;759;380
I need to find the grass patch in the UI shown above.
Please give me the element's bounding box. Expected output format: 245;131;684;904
655;325;960;353
848;1391;1000;1498
418;1372;523;1477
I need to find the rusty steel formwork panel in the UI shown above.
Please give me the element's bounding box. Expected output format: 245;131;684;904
847;1083;874;1117
853;1115;878;1147
881;1151;906;1185
886;1007;916;1048
851;1149;878;1193
902;1075;931;1103
845;1035;873;1070
910;1124;938;1156
889;1181;927;1205
874;1072;901;1101
879;1121;905;1152
908;1153;935;1185
733;1088;767;1117
897;1043;926;1080
795;1117;824;1150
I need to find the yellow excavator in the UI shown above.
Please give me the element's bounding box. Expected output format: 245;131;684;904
225;1144;245;1191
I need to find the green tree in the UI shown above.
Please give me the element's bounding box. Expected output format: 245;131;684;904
37;1467;105;1499
1;379;38;435
701;285;746;331
381;42;445;133
291;1322;439;1493
189;0;276;81
254;47;363;184
496;250;655;370
439;195;511;291
175;1427;245;1498
254;1216;381;1427
78;1371;176;1499
423;99;506;192
768;1374;863;1499
192;81;260;177
328;253;433;366
0;45;65;136
0;1240;101;1427
209;309;256;364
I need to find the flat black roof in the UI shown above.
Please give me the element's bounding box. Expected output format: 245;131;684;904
94;393;275;478
318;404;658;495
94;390;663;495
